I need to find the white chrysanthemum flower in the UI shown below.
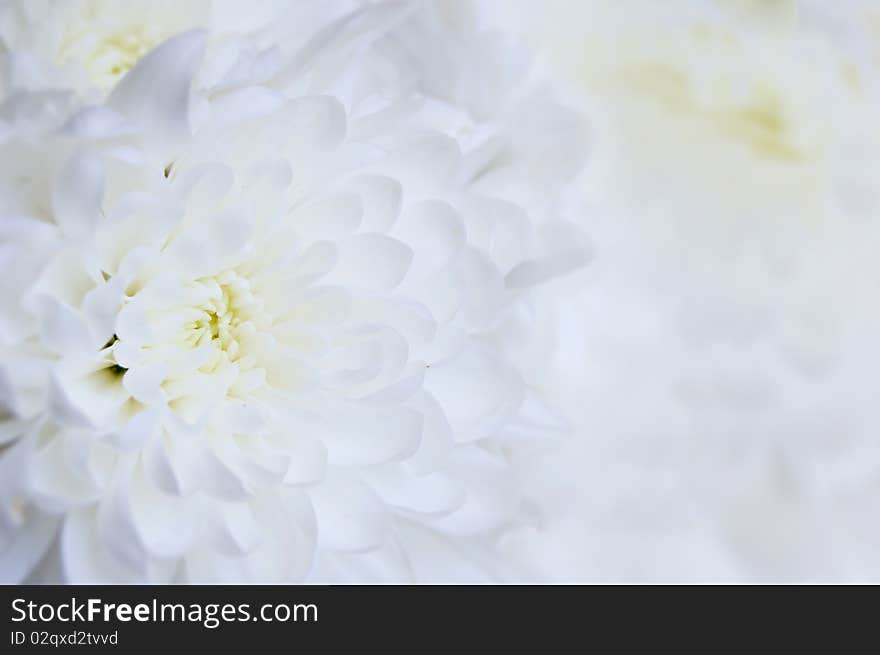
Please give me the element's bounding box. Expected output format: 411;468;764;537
0;2;588;582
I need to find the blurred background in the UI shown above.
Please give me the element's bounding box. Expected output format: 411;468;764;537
481;0;880;582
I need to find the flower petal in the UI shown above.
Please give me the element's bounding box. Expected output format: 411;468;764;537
425;344;525;442
108;31;207;158
308;472;390;553
321;405;422;467
51;150;104;238
329;233;413;290
61;508;143;583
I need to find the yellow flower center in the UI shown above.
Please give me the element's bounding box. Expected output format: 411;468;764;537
56;24;163;85
90;29;156;77
180;271;272;373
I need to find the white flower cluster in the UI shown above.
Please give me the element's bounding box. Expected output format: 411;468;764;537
0;0;589;582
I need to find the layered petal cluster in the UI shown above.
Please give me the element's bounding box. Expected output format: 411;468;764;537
0;1;588;582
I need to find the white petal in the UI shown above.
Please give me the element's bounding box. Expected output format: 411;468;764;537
425;344;525;442
142;429;205;497
49;362;130;429
290;192;362;242
260;349;317;394
505;220;593;288
350;297;436;345
329;233;413;290
308;537;413;583
61;508;143;583
427;447;520;536
279;95;347;153
364;466;465;517
51;150;104;238
63;106;134;140
108;31;207;158
122;363;167;406
394;200;465;278
458;196;530;274
32;296;94;355
395;522;504;582
496;390;570;442
376;131;461;197
112;407;161;452
308;473;390;553
322;405;422;467
274;285;351;325
402;390;454;476
346;174;402;232
165;209;254;278
206;85;284;131
128;465;196;558
200;448;250;502
272;240;338;286
0;512;58;584
26;246;94;312
81;276;126;346
96;489;148;577
282;434;328;485
273;3;414;88
30;438;99;512
174;163;234;217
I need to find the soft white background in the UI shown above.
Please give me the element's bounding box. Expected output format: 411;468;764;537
489;0;880;582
